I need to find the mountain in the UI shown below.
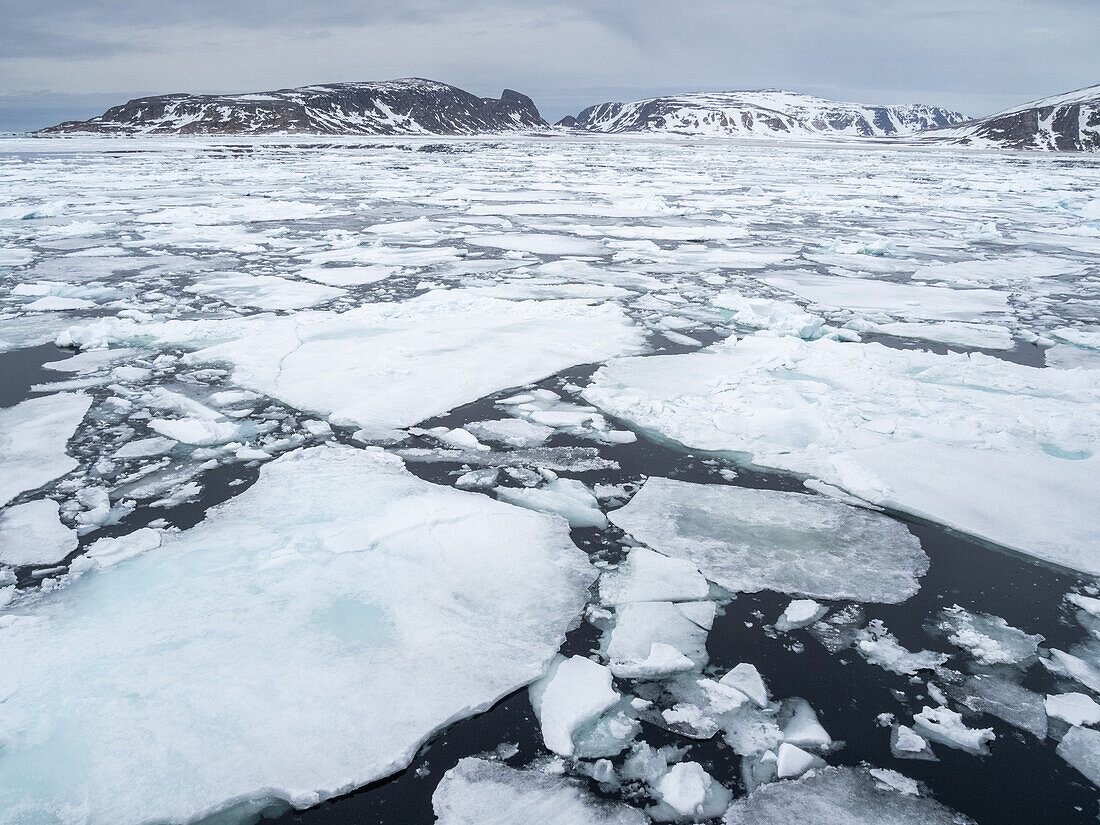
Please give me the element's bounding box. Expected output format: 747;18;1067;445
556;90;967;139
924;84;1100;151
38;79;547;135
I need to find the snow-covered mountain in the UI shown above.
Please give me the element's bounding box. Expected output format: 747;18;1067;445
925;84;1100;151
38;78;548;135
557;90;967;139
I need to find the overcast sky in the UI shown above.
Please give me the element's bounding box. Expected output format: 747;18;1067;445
1;0;1097;131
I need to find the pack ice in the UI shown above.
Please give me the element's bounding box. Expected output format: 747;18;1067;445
0;393;91;506
0;445;596;825
608;478;928;603
586;335;1100;573
60;290;645;439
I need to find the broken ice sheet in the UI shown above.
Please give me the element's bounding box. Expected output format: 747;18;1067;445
432;757;647;825
62;290;645;439
585;334;1100;574
0;392;91;506
0;445;595;825
608;478;927;603
723;765;972;825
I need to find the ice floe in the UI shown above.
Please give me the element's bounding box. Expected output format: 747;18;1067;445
0;499;77;567
432;757;647;825
0;393;91;506
608;478;927;603
586;335;1100;573
0;445;595;824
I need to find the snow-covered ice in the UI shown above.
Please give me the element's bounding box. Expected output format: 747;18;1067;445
723;766;971;824
432;757;647;825
529;655;620;757
608;478;928;602
0;445;595;824
0;499;77;567
587;336;1100;573
0;393;91;506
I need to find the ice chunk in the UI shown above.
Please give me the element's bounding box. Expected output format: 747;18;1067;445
776;599;827;631
912;706;994;754
0;393;91;506
148;417;240;446
113;436;177;459
585;335;1100;574
1046;693;1100;727
957;675;1047;739
185;272;344;310
598;547;710;605
0;445;594;825
651;761;732;822
890;725;937;761
468;233;606;256
1043;649;1100;694
764;271;1010;321
24;296;96;311
712;293;827;339
432;757;647;825
723;766;971;825
781;698;832;748
497;478;606;528
719;663;769;708
607;601;713;679
608;478;927;603
1067;592;1100;618
853;320;1014;351
855;620;948;676
776;742;826;778
529;655;620;757
934;605;1042;666
0;499;77;567
1056;726;1100;787
65;291;644;439
466;418;554;447
869;768;921;796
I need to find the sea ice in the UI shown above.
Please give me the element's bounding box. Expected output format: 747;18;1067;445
607;478;927;603
497;477;607;528
529;655;620;756
185;272;344;310
0;499;77;567
651;761;732;822
432;757;647;825
1057;726;1100;787
64;291;644;439
598;547;710;605
1046;693;1100;727
0;445;595;825
776;742;826;778
776;599;827;631
606;601;714;679
912;706;995;754
934;605;1042;666
855;620;948;675
723;766;972;824
0;393;91;506
585;335;1100;573
764;271;1010;321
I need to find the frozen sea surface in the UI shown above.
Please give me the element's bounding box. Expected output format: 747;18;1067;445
1;134;1098;825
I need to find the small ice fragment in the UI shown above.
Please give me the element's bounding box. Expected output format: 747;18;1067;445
912;706;994;755
529;655;620;757
432;757;647;825
890;725;937;761
0;499;77;567
1046;693;1100;727
869;768;920;796
497;478;606;528
855;620;948;675
719;663;769;708
651;761;732;822
776;742;826;778
1056;726;1100;787
776;599;827;631
598;547;709;605
148;418;240;446
781;698;832;748
607;602;711;679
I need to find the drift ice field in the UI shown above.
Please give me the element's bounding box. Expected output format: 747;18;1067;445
0;133;1098;825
